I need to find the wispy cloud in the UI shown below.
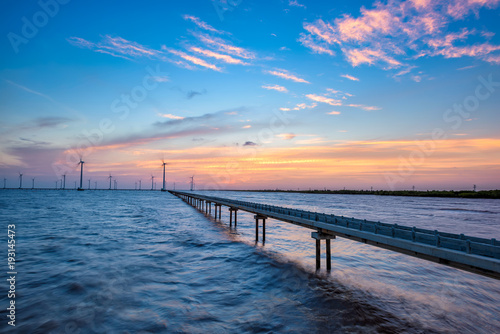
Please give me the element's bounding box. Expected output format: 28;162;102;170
298;34;335;55
157;113;185;120
164;48;221;71
193;32;256;60
277;133;296;140
289;0;306;9
5;79;57;103
346;104;381;111
183;15;223;34
327;111;341;115
340;74;359;81
265;69;310;83
67;35;160;60
306;94;342;106
186;89;207;99
69;17;256;73
279;102;317;111
261;84;288;93
189;46;249;65
299;0;500;73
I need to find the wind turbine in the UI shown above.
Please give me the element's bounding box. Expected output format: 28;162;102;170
151;175;155;191
77;159;85;191
94;181;97;190
62;174;66;190
18;172;23;189
3;178;6;189
161;160;167;192
55;180;58;189
88;179;91;190
108;174;112;190
190;175;195;191
114;179;117;190
32;177;35;189
139;179;142;190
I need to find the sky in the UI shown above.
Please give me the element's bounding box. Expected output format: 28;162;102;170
1;0;500;191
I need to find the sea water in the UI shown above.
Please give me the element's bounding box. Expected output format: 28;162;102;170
0;190;499;333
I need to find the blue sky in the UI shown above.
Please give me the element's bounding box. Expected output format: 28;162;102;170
1;0;500;190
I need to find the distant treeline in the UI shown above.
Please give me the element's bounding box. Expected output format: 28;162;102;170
236;189;500;199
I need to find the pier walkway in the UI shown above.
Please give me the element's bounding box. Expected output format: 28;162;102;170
169;191;500;280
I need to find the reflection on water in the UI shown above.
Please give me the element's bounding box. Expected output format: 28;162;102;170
0;190;498;333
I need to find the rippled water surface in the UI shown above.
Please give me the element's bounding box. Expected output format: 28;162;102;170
0;190;499;333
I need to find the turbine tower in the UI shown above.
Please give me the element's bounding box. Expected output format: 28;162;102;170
32;177;35;189
161;160;167;192
88;179;91;190
3;178;6;189
77;159;84;191
62;174;66;190
108;174;112;190
151;175;155;191
139;179;141;190
190;175;194;191
18;172;23;189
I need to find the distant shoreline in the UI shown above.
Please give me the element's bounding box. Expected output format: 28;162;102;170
222;189;500;199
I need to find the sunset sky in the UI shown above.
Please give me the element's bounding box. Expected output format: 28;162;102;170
1;0;500;190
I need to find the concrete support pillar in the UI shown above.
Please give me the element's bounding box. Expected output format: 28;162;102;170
229;208;239;227
215;204;221;219
254;215;267;242
311;231;336;270
315;239;321;269
326;239;331;271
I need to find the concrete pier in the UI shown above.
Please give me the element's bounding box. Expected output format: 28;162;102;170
311;231;336;270
171;190;500;280
229;208;238;227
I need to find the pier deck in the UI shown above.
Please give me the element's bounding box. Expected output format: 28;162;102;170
170;191;500;280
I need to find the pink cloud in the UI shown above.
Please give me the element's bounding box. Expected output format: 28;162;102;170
183;15;223;34
277;133;296;140
298;34;335;55
261;84;288;93
165;48;221;71
299;0;500;72
265;69;310;83
306;94;342;106
344;47;402;68
158;113;185;120
340;74;360;81
189;47;249;65
194;33;256;60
